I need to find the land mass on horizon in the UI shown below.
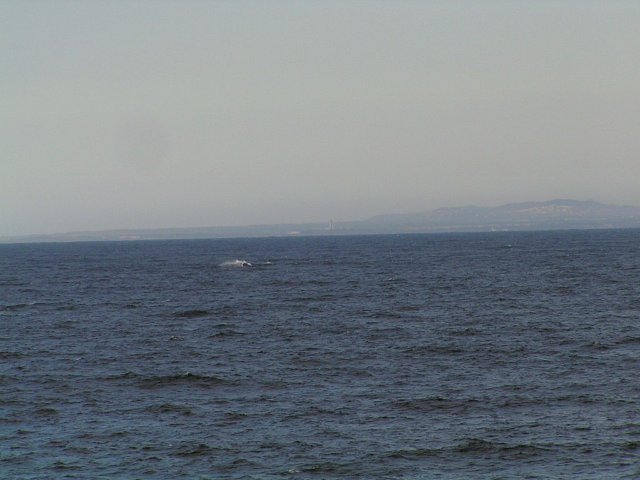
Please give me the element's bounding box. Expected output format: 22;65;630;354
3;199;640;243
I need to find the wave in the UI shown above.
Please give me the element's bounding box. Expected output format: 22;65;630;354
448;327;480;337
0;301;76;312
34;407;58;417
140;372;227;389
0;302;33;312
403;344;464;355
0;351;22;359
174;443;217;457
0;374;16;386
145;403;194;416
219;259;252;267
388;439;549;460
391;396;481;413
295;461;358;475
623;440;640;451
106;371;228;389
363;311;403;320
174;309;210;318
0;281;27;287
454;438;549;458
52;460;80;471
387;447;440;459
209;330;244;338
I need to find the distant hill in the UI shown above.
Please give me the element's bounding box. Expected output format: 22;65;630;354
349;199;640;233
2;200;640;243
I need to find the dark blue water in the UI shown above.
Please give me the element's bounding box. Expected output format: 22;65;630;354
2;230;640;479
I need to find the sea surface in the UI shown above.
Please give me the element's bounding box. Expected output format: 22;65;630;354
1;230;640;479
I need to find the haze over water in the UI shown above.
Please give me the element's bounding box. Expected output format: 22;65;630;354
2;230;640;478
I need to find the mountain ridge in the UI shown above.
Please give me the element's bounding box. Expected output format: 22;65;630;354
362;199;640;232
3;199;640;243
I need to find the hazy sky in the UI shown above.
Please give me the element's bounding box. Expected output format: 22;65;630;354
2;1;640;236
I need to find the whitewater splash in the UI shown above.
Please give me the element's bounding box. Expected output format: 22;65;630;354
219;259;252;268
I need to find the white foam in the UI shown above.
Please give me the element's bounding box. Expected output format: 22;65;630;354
219;259;252;267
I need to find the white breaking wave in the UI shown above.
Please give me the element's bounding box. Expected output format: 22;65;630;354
219;259;252;267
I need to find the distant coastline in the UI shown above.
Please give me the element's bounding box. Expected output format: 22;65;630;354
3;199;640;244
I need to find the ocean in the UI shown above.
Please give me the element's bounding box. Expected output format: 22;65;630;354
1;230;639;479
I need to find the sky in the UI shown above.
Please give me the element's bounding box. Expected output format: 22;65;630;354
2;1;640;236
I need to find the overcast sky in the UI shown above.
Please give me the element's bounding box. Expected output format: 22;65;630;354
2;1;640;236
